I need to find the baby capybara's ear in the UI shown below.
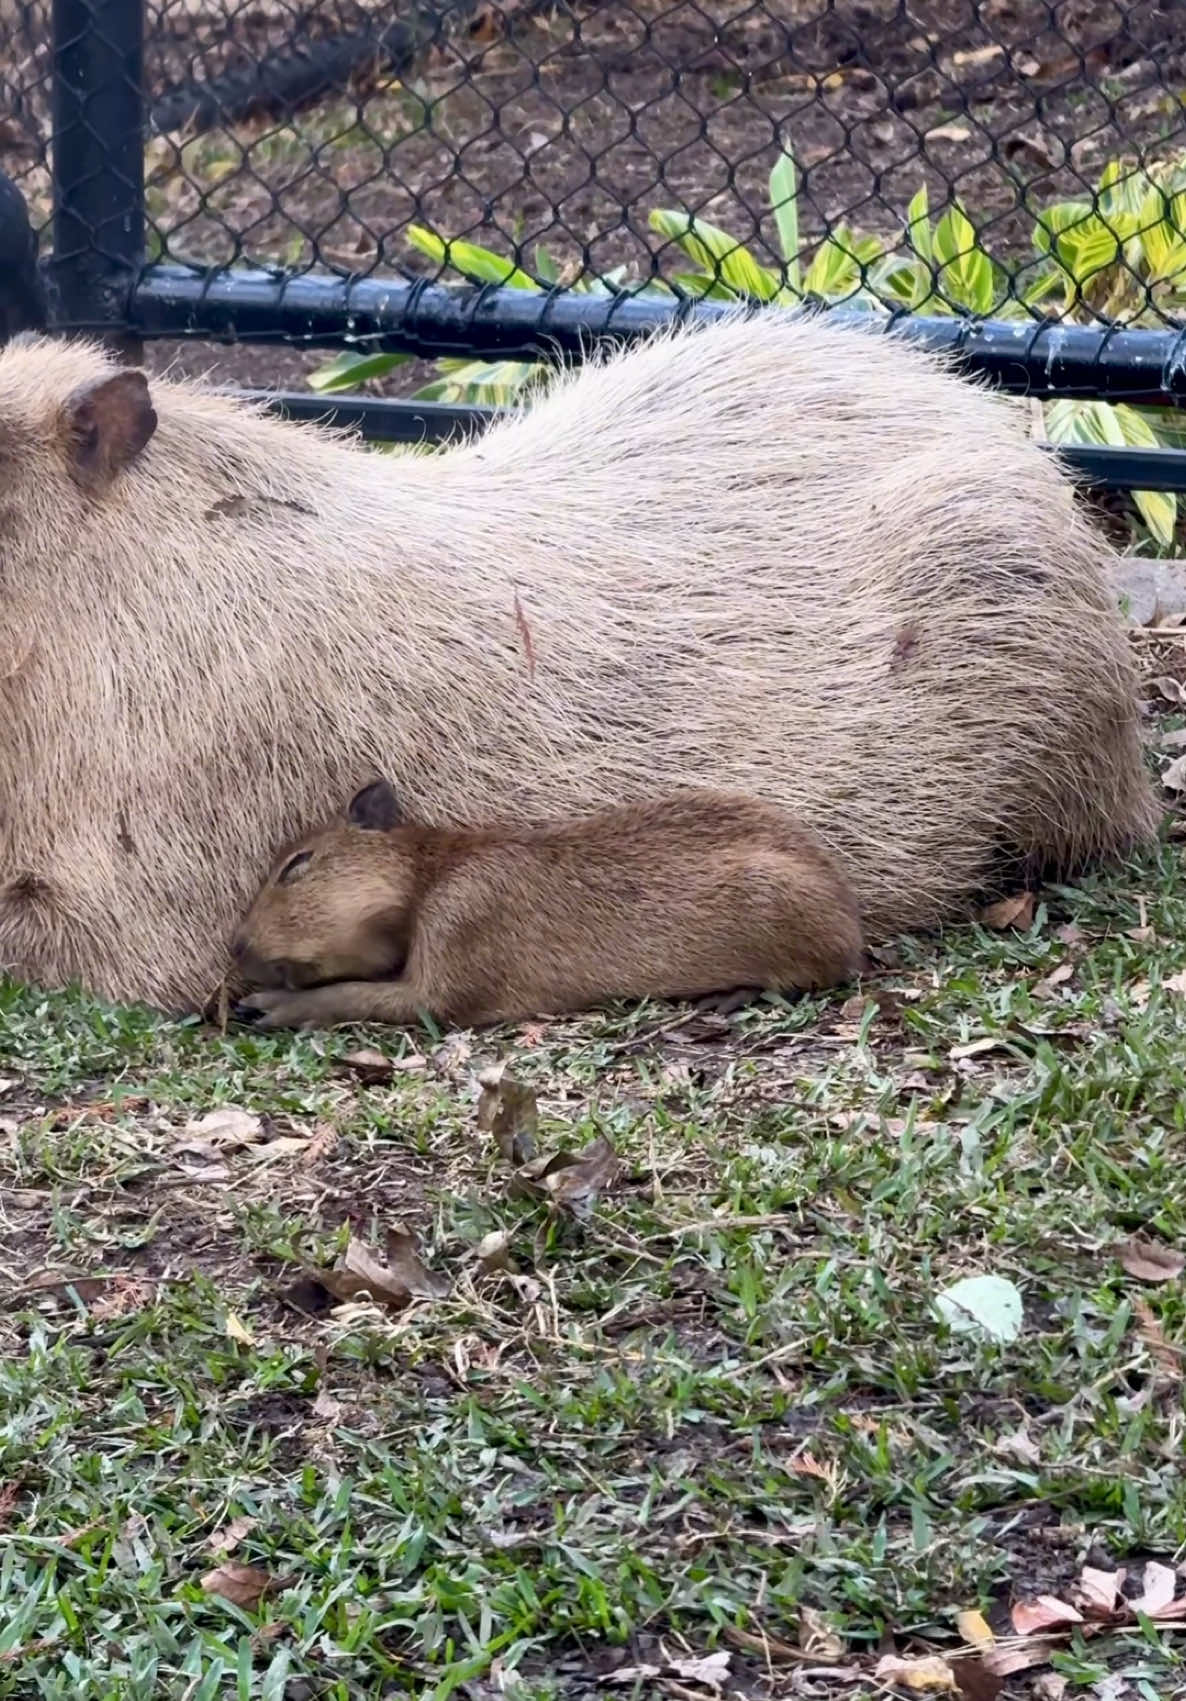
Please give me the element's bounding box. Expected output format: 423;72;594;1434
60;369;157;493
347;777;403;832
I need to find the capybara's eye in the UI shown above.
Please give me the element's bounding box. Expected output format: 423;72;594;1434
277;849;313;884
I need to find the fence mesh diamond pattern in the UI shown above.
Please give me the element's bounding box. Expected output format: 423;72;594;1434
3;0;1186;327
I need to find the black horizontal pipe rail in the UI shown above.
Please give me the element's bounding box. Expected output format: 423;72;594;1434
247;389;1186;493
133;263;1186;403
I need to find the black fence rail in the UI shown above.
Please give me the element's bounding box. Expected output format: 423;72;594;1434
5;0;1186;496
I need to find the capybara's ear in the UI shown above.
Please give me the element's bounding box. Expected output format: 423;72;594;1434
61;370;157;493
347;778;402;831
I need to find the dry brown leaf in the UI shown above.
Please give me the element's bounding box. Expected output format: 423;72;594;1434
1162;754;1186;792
1163;971;1186;995
1033;1675;1068;1701
1132;1297;1183;1381
224;1312;255;1346
955;1610;993;1649
337;1048;424;1082
721;1624;803;1663
206;1514;257;1555
1033;962;1074;999
89;1277;155;1320
1131;1560;1179;1615
602;1666;662;1686
978;892;1036;931
1077;1565;1124;1617
311;1387;343;1424
184;1107;263;1148
788;1449;829;1479
301;1122;339;1167
1149;675;1185;704
982;1638;1057;1677
540;1134;621;1215
873;1652;957;1692
474;1229;516;1274
200;1560;284;1609
1010;1596;1082;1635
992;1426;1040;1466
319;1225;449;1310
668;1652;731;1686
1054;921;1085;946
1118;1236;1185;1283
797;1605;844;1660
926;122;971;141
476;1068;538;1164
1161;728;1186;752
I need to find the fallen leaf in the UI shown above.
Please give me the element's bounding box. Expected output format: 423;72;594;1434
1149;675;1185;704
301;1122;339;1166
540;1134;621;1216
1033;962;1074;998
224;1312;255;1346
798;1605;844;1660
874;1653;957;1692
1132;1297;1183;1381
319;1224;449;1310
89;1277;155;1320
1092;1677;1129;1701
927;122;971;141
184;1106;263;1148
338;1048;424;1082
200;1561;284;1609
474;1229;517;1274
1163;755;1186;793
1077;1565;1124;1617
978;892;1035;931
789;1450;830;1480
949;1035;1012;1062
206;1514;257;1555
983;1639;1058;1677
721;1624;804;1662
1055;921;1085;946
311;1387;343;1423
476;1067;538;1164
1033;1677;1068;1701
668;1652;731;1686
1118;1236;1185;1283
602;1666;662;1686
1162;971;1186;994
1131;1559;1178;1615
955;1609;994;1649
1010;1595;1082;1634
993;1425;1040;1466
934;1274;1023;1343
1161;728;1186;751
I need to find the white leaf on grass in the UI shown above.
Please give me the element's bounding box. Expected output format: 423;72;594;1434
934;1275;1023;1343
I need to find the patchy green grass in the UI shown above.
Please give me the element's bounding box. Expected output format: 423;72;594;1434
3;813;1186;1697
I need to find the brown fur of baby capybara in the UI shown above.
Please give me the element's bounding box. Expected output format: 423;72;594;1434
0;316;1158;1010
231;781;865;1029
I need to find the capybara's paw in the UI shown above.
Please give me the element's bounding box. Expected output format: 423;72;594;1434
232;989;310;1030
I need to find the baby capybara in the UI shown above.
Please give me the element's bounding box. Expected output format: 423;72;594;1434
231;781;863;1029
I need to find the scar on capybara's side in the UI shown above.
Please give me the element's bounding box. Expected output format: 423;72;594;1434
0;313;1158;1009
231;780;865;1030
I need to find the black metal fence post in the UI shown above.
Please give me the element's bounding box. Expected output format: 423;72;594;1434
51;0;145;354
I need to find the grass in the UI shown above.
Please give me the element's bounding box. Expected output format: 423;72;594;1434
4;709;1186;1697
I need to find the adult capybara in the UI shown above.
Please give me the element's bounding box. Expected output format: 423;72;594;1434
0;316;1158;1009
231;780;864;1029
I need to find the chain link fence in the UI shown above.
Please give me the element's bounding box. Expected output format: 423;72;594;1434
4;0;1186;319
5;0;1186;499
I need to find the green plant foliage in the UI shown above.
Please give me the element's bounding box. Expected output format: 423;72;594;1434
309;147;1186;549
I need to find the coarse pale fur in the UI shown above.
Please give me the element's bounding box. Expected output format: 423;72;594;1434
0;315;1158;1010
232;783;865;1028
